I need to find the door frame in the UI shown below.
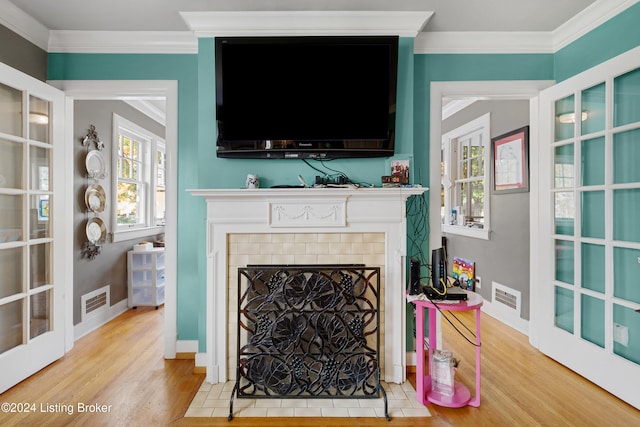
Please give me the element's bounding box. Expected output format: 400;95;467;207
50;80;178;358
429;80;553;345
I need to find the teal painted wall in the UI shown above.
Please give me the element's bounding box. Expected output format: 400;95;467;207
47;38;417;352
45;3;640;354
555;2;640;82
48;53;203;343
196;39;216;350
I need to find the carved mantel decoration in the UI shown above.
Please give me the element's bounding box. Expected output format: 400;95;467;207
270;200;345;227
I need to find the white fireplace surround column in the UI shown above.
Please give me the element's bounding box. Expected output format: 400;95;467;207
188;187;427;385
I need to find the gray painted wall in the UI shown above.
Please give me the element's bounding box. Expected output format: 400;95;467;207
74;100;165;324
0;24;47;81
442;99;531;320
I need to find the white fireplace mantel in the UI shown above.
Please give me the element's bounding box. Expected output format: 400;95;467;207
188;186;427;385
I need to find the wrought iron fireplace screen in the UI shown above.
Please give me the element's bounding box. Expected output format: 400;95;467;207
230;264;388;420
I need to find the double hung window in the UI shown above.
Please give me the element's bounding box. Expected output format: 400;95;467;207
441;113;491;239
112;114;165;241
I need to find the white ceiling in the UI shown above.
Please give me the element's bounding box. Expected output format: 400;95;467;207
8;0;597;33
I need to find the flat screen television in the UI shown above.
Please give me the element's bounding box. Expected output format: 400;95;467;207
215;36;399;159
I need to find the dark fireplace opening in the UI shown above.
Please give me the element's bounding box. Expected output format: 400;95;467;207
229;264;388;420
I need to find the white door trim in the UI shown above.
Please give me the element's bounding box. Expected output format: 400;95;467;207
49;80;178;359
429;80;554;345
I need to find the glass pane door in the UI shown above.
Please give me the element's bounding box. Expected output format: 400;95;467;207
0;88;54;350
611;67;640;365
0;81;28;356
0;63;66;394
550;71;640;363
537;47;640;410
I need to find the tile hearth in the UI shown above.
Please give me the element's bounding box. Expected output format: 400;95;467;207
185;381;431;418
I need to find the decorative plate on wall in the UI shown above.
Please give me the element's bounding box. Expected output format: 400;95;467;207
85;150;106;179
84;183;106;213
86;217;107;243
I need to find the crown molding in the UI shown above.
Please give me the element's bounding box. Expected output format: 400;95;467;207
180;10;433;37
414;31;553;54
3;1;637;54
442;98;480;120
47;31;198;53
124;99;166;126
552;0;639;51
414;0;639;54
0;0;49;50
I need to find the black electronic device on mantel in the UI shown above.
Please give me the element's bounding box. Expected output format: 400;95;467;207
215;36;399;159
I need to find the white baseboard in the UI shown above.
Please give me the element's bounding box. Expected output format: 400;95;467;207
481;299;529;336
406;351;417;367
176;340;198;353
195;353;207;369
74;298;129;341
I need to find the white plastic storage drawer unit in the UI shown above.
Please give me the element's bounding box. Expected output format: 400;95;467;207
127;247;165;309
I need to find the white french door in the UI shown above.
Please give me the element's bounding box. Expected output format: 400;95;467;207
536;46;640;409
0;63;69;393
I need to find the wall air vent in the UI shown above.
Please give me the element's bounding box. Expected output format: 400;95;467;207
492;282;521;315
81;285;110;322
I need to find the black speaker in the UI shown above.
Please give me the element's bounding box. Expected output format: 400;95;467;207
430;247;446;295
409;258;422;295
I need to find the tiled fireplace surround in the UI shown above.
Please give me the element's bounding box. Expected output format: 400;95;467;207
228;231;386;380
189;187;427;386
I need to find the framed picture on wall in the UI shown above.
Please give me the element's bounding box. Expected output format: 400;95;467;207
491;126;529;194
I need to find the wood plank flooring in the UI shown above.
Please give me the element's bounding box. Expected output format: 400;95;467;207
1;305;638;426
0;307;202;426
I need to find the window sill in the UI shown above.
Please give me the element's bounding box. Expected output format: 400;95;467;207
443;224;490;240
112;226;165;243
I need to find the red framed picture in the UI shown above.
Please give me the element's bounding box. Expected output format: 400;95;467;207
491;126;529;194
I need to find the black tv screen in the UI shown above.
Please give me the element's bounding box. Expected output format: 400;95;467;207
215;36;399;159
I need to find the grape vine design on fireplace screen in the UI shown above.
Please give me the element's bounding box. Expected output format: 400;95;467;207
233;265;386;413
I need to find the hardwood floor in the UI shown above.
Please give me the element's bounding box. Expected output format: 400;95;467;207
0;307;202;427
1;306;638;426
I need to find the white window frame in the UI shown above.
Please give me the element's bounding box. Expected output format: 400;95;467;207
111;113;165;242
155;141;166;227
442;113;491;240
